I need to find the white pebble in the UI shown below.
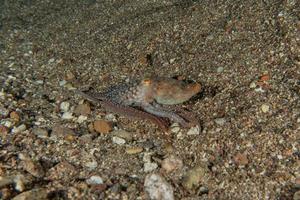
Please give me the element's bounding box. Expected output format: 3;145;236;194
60;102;70;112
261;104;270;113
12;124;26;133
61;112;74;119
214;118;226;126
144;174;174;200
77;115;87;123
187;125;200;135
144;162;158;173
86;175;103;185
59;80;67;86
217;67;224;73
112;136;126;145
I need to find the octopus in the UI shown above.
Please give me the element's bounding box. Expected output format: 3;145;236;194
75;77;201;132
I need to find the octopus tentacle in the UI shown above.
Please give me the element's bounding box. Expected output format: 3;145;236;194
75;90;169;132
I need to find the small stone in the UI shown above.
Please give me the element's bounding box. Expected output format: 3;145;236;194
36;80;44;84
51;126;75;138
86;175;103;185
77;115;88;123
216;67;224;73
79;134;93;143
182;165;208;190
170;123;180;134
0;125;8;136
187;125;200;135
0;106;9;117
48;58;55;63
294;191;300;200
161;155;183;173
169;58;176;64
84;159;98;171
3;120;13;128
10;111;20;122
125;147;143;154
22;159;45;178
249;82;257;88
61;112;74;119
261;104;270;113
60;102;70;112
47;161;77;181
112;136;126;145
105;113;117;122
59;80;67;86
88;123;94;132
94;120;112;134
144;162;158;173
12;124;26;133
32;128;49;138
65;71;75;80
214;118;226;126
11;188;48;200
112;130;133;141
144;174;174;200
234;153;249;166
74;104;91;116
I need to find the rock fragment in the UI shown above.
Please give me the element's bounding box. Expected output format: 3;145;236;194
94;120;112;134
144;173;174;200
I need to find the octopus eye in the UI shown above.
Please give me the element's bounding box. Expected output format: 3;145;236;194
142;78;152;86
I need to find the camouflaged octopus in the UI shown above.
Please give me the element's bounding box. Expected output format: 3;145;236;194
76;77;201;132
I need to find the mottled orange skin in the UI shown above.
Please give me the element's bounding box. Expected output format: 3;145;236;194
77;77;201;130
143;77;201;105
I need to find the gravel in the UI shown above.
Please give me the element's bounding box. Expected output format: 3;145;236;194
0;0;299;199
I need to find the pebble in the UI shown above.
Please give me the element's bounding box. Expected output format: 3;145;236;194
187;125;200;135
65;71;75;80
84;159;98;171
59;80;67;86
112;130;133;141
144;162;158;173
233;153;249;166
144;173;174;200
61;112;74;119
182;165;208;190
125;147;143;154
216;66;224;73
170;123;181;134
294;191;300;200
86;175;103;185
3;120;13;128
112;136;126;145
249;82;257;88
261;104;270;113
105;113;117;122
74;104;91;116
32;128;49;138
51;126;75;138
214;118;226;126
0;106;9;117
10;111;20;122
94;120;112;134
60;101;70;112
12;124;26;133
48;161;77;181
22;159;45;178
0;125;8;136
77;115;88;123
161;155;183;173
14;175;26;192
